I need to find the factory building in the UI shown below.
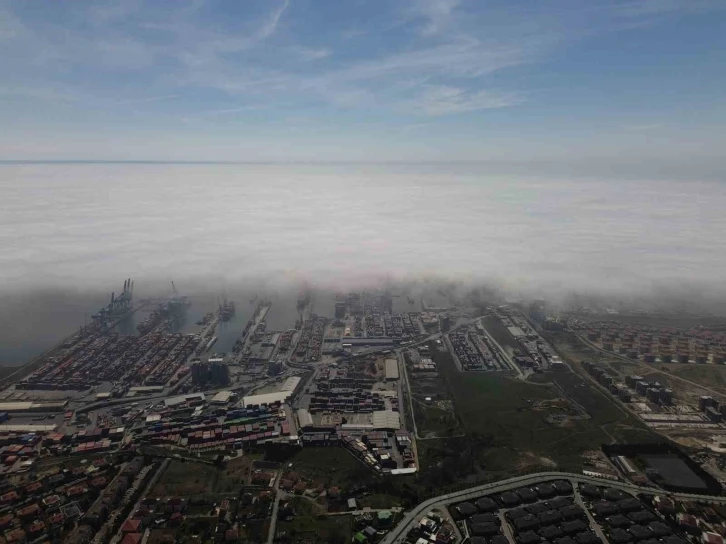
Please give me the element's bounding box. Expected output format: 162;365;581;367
371;410;401;430
164;393;206;408
242;391;292;407
0;401;68;413
297;409;314;428
211;391;234;405
385;359;399;381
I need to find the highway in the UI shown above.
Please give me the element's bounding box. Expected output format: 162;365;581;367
381;471;726;544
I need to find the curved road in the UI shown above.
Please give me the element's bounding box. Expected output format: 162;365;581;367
382;471;726;544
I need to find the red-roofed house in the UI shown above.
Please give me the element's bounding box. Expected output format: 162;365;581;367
4;528;26;544
121;533;142;544
27;520;45;537
0;491;19;505
121;519;142;533
16;503;39;520
49;512;65;528
0;514;14;529
703;532;725;544
293;482;306;494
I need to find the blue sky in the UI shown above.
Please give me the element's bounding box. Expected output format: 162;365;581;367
1;0;725;163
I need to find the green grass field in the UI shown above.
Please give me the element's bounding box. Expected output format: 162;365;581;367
287;447;373;491
481;315;520;353
276;498;352;544
412;400;462;437
426;341;646;479
148;456;259;498
674;365;726;391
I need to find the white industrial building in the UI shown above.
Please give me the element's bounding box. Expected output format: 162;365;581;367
297;408;314;428
164;392;205;407
372;410;401;430
385;359;399;380
242;391;291;407
211;391;233;405
0;401;68;412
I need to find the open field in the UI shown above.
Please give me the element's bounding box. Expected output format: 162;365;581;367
288;447;374;491
148;456;258;498
412;400;461;437
148;461;222;498
430;345;617;478
276;498;352;544
357;493;403;509
481;315;520;354
673;365;726;396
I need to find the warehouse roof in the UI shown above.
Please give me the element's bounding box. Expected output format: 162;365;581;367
0;401;67;412
385;359;399;380
372;410;401;430
297;409;314;428
507;326;526;338
164;393;205;407
0;424;57;432
281;376;301;392
128;386;164;393
242;391;291;406
211;391;233;404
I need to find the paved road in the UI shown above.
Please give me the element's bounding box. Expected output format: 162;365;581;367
381;471;726;544
574;482;609;543
266;470;284;544
110;458;169;544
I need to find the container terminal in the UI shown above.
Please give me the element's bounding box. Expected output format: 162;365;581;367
4;284;726;544
0;283;440;543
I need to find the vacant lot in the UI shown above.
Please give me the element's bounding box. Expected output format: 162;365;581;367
148;461;221;498
430;345;615;477
148;456;258;498
287;447;373;491
412;399;462;438
550;371;626;426
673;365;726;396
276;498;352;544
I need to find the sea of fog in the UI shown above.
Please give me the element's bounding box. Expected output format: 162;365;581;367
1;162;725;364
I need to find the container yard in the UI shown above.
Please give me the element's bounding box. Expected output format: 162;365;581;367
0;282;427;544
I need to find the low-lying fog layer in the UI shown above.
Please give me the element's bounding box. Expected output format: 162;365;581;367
3;163;725;290
1;162;725;364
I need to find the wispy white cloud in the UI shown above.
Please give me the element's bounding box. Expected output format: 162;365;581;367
258;0;290;40
293;46;332;62
0;0;722;127
115;94;180;105
623;123;666;131
406;0;460;36
611;0;723;19
412;85;524;116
